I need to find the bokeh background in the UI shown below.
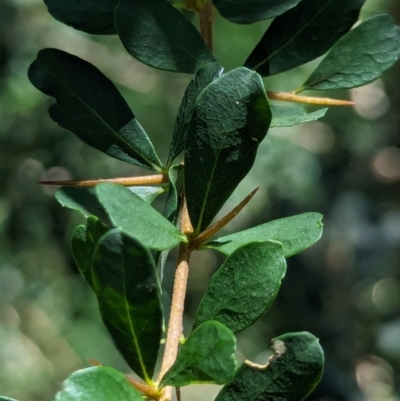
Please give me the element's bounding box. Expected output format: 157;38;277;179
0;0;399;400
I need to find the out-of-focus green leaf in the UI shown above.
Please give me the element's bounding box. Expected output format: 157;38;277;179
54;366;143;401
0;397;20;401
271;105;328;128
96;183;187;251
215;332;324;401
194;241;286;333
203;213;323;257
115;0;215;73
92;229;163;381
28;49;163;171
160;321;237;387
44;0;118;35
245;0;365;76
185;67;271;235
299;15;400;91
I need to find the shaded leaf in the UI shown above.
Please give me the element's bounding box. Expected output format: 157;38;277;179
163;164;184;224
185;67;271;234
245;0;365;76
96;183;187;251
271;105;328;128
115;0;215;73
92;229;163;381
161;321;237;387
28;49;163;171
215;332;324;401
194;241;286;333
300;15;400;91
54;366;143;401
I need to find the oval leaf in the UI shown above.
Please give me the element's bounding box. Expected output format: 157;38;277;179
194;241;286;333
92;229;163;381
115;0;215;73
160;321;237;387
203;212;323;257
299;15;400;91
271;105;328;128
245;0;365;76
28;49;163;171
185;67;271;234
215;332;324;401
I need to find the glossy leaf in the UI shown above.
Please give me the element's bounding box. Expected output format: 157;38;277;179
167;62;224;165
185;67;271;234
96;183;187;251
92;229;163;381
271;105;328;128
203;213;323;257
160;321;237;387
44;0;118;35
300;15;400;91
215;332;324;401
115;0;215;73
194;241;286;333
212;0;301;25
128;186;166;204
245;0;365;76
28;49;163;171
54;366;143;401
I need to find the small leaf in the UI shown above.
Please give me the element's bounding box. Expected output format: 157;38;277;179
299;15;400;91
96;183;187;251
194;241;286;333
203;213;323;257
163;164;184;224
54;366;143;401
212;0;301;25
271;105;328;128
185;67;271;234
115;0;215;73
28;49;163;171
160;321;237;387
44;0;118;35
92;229;163;381
168;62;224;165
215;332;324;401
128;186;166;204
245;0;365;76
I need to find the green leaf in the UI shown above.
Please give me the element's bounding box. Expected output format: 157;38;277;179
299;15;400;91
28;49;163;171
54;366;143;401
129;186;166;204
215;332;324;401
194;241;286;333
212;0;301;25
160;321;237;387
0;397;19;401
92;229;163;381
163;164;184;224
44;0;118;35
185;67;271;234
115;0;215;73
245;0;365;76
96;183;187;251
167;62;224;165
271;105;328;128
203;213;323;257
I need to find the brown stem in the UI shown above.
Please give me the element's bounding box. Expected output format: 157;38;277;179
199;2;213;51
126;377;161;400
267;91;354;106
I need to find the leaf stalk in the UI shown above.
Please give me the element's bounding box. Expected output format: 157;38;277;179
267;91;354;106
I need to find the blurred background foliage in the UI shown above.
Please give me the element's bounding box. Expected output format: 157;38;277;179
0;0;399;400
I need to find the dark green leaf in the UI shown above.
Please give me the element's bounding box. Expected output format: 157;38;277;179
163;164;184;224
28;49;163;171
96;183;187;251
161;321;237;387
92;229;163;381
185;67;271;234
215;332;324;401
299;15;400;91
194;241;286;333
115;0;215;73
271;105;328;128
245;0;365;76
44;0;118;35
203;213;323;257
212;0;301;25
168;62;224;165
54;366;143;401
